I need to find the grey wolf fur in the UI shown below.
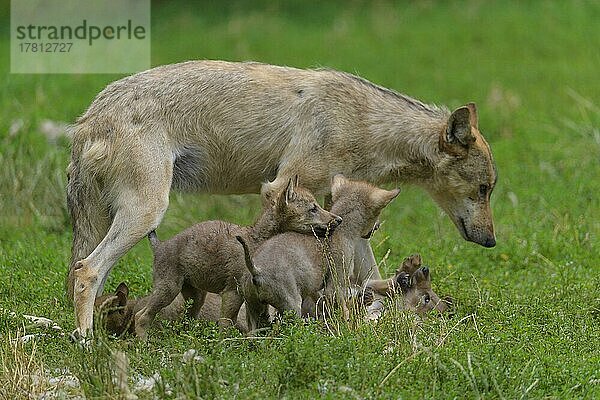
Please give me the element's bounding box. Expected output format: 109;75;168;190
94;283;248;336
133;178;340;339
237;175;400;331
67;60;497;336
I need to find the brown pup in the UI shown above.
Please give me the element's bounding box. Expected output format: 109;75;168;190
94;283;247;336
134;178;341;339
367;254;449;316
94;283;184;336
238;175;400;331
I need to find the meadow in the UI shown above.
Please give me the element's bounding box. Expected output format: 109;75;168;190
0;1;599;398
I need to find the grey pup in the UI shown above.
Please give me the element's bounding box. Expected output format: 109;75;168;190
134;177;341;339
237;175;400;331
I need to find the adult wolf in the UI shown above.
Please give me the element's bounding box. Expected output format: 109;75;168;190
67;60;497;336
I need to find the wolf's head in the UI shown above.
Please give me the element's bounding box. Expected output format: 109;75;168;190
428;103;497;247
265;176;342;237
330;174;400;238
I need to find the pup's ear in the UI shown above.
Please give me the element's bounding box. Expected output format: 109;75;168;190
260;180;277;206
331;174;349;197
371;187;401;208
115;282;129;307
442;104;477;149
284;176;297;204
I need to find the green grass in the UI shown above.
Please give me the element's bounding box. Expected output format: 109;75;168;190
1;0;599;398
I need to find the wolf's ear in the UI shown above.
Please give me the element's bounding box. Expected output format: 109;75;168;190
371;187;401;208
115;282;129;306
331;174;349;197
443;104;477;149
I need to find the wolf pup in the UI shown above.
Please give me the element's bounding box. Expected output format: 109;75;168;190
133;178;341;339
94;283;184;336
94;284;248;336
238;175;399;331
365;254;449;319
67;60;497;336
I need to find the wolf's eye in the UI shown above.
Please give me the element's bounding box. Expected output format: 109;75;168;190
422;294;431;304
479;184;488;198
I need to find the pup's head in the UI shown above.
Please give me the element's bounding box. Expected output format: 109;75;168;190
273;176;342;237
330;174;400;238
393;254;449;315
429;103;497;248
93;282;134;336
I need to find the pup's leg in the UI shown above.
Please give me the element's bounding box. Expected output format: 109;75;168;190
245;300;269;332
72;146;172;338
354;239;381;282
219;289;244;329
301;297;317;318
324;279;350;321
182;284;206;319
135;276;183;339
366;277;395;296
273;285;303;317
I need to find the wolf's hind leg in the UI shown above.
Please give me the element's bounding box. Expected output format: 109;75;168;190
72;147;173;337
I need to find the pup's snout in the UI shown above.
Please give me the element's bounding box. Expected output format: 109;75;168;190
331;216;343;227
314;215;342;238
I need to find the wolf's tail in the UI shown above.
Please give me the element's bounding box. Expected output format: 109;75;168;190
235;236;256;276
148;230;160;252
66;121;113;301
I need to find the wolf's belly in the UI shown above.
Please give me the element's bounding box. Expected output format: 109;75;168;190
171;142;282;194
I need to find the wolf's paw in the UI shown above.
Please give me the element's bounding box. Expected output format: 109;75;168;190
69;328;93;349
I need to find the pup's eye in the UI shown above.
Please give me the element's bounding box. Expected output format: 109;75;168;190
422;294;431;304
479;184;488;198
